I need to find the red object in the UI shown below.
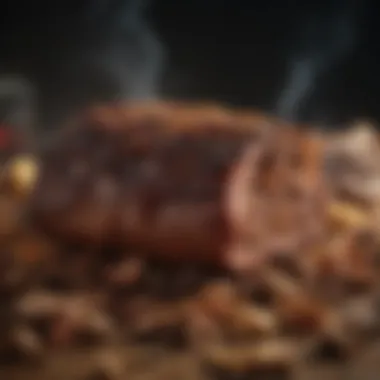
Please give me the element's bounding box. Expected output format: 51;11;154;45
0;126;12;149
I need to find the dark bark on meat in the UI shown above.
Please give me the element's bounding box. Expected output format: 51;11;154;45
30;103;328;269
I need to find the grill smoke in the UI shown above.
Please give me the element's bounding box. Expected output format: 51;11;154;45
275;1;361;122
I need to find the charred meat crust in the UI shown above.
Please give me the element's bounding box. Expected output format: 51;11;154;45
30;103;328;268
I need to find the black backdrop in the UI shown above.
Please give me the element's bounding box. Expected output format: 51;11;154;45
0;0;379;130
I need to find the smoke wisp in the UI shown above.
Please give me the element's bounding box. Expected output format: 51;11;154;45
0;0;166;129
275;1;361;122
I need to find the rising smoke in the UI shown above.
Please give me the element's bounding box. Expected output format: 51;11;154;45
0;0;374;129
82;0;165;100
275;0;362;122
53;0;166;127
0;77;35;129
0;0;166;130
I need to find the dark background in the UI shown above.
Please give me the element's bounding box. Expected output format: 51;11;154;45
0;0;379;130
